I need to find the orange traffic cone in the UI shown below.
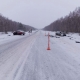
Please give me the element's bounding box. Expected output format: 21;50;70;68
47;33;51;50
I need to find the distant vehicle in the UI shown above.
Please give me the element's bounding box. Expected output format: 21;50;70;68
62;32;66;36
28;29;32;33
55;31;66;36
55;31;61;36
13;30;25;35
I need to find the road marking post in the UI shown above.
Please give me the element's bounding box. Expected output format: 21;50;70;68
47;32;51;50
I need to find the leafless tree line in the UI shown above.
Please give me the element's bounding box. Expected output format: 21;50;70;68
0;14;35;33
44;7;80;33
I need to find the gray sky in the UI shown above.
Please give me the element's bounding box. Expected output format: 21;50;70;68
0;0;80;29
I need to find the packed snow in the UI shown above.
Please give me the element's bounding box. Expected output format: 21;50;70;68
0;31;80;80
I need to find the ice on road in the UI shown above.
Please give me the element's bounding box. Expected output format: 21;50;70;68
0;31;80;80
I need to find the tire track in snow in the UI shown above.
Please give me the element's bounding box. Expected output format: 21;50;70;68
0;31;39;80
19;32;80;80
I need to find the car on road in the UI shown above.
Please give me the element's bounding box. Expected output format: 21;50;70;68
55;31;66;36
13;30;25;35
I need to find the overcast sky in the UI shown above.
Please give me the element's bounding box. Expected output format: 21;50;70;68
0;0;80;29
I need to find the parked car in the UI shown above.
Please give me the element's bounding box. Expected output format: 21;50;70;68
55;31;62;36
13;30;25;35
62;32;66;36
55;31;66;36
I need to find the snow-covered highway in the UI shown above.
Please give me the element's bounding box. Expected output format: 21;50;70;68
0;31;38;80
0;31;80;80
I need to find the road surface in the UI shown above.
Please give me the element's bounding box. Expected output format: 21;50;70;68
0;32;38;80
0;31;80;80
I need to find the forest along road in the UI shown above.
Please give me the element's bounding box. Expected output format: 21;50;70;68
0;31;39;80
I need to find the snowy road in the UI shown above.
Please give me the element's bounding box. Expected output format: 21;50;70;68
0;31;38;80
0;31;80;80
19;31;80;80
